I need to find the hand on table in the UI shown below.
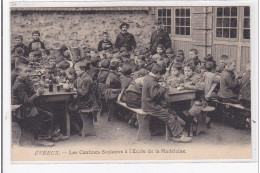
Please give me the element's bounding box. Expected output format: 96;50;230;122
36;87;45;96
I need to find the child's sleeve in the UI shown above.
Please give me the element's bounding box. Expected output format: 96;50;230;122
224;73;239;89
77;79;91;96
149;82;166;99
130;34;137;50
98;41;103;52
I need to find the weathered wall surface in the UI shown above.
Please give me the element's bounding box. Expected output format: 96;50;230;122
10;10;156;50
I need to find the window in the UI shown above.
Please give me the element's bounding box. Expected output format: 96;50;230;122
216;7;238;39
175;8;191;36
157;9;172;33
243;7;250;39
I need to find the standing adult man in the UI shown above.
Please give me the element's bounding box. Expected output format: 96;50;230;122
150;20;172;55
115;22;136;52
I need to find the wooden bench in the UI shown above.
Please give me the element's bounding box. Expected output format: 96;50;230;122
116;90;170;141
211;99;251;128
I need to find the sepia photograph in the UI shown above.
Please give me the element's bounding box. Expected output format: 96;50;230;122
6;1;256;162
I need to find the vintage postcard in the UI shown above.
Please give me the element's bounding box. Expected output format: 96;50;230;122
3;0;258;164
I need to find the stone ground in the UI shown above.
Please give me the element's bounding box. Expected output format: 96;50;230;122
12;113;252;161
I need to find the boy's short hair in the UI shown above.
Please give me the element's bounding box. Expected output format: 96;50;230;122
177;50;184;56
156;44;165;50
41;49;50;55
220;55;229;60
224;59;236;66
120;47;127;52
113;52;121;59
101;59;110;68
122;64;132;75
113;48;120;54
166;48;173;54
172;62;182;71
15;35;23;41
32;30;40;36
175;55;184;63
137;69;149;77
103;32;108;35
75;60;91;71
151;63;166;75
110;61;119;70
121;51;130;58
189;48;198;55
90;55;99;65
184;62;196;71
204;54;214;61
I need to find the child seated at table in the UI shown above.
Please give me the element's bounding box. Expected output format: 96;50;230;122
165;63;184;88
180;63;202;90
217;59;240;104
239;63;251;109
97;59;110;116
28;30;45;54
203;57;220;100
184;49;201;67
12;64;67;147
142;63;192;143
105;61;121;121
45;57;58;80
98;32;113;52
70;61;97;136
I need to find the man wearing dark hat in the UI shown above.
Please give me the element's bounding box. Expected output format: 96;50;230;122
28;30;46;53
115;22;136;52
150;20;172;55
142;63;192;143
11;35;29;57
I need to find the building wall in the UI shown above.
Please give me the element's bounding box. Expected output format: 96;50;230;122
10;10;156;50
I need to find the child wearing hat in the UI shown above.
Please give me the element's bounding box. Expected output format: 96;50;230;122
12;35;29;57
97;59;110;116
98;32;113;52
28;30;45;53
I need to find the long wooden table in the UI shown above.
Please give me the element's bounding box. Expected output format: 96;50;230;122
39;90;76;137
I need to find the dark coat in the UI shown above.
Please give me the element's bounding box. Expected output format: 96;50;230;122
11;43;29;57
89;66;100;81
98;40;113;52
239;71;250;101
115;32;136;51
105;70;121;89
97;68;110;98
28;40;45;53
184;57;201;67
12;77;38;119
73;72;96;110
120;74;133;89
218;70;239;99
141;74;166;112
150;29;171;54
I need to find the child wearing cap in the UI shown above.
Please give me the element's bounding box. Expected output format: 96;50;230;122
98;32;113;52
28;30;45;53
12;35;29;57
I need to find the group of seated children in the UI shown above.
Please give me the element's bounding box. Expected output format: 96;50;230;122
11;31;251;146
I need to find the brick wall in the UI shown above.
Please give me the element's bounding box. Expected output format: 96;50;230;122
10;10;156;50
